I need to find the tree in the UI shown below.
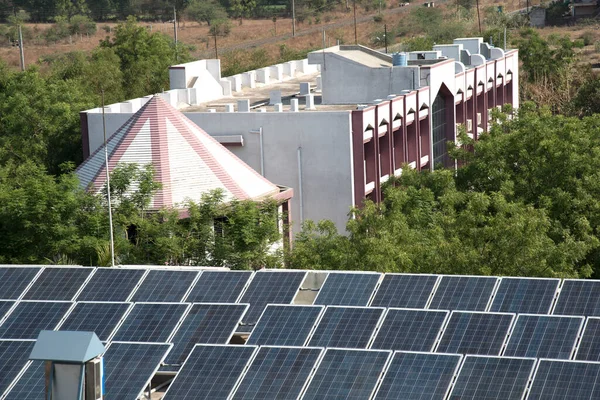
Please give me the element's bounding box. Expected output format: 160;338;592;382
228;0;256;22
186;0;227;25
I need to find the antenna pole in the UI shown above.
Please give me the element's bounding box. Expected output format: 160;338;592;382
101;90;116;268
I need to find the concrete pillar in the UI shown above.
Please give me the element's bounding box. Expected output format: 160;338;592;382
300;82;311;95
225;104;235;112
187;88;198;105
305;94;315;110
237;99;250;112
273;103;283;112
269;90;282;105
242;71;256;88
284;61;296;78
270;65;283;81
220;80;232;96
257;68;270;84
229;75;242;92
296;59;309;73
208;109;216;113
316;76;322;92
290;98;299;112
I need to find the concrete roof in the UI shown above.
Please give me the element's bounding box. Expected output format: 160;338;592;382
30;331;105;363
329;49;392;68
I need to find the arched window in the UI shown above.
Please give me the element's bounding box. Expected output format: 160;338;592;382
432;94;449;167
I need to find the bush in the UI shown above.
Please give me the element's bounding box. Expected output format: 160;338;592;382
402;36;434;51
209;19;232;36
581;31;595;46
373;14;383;22
573;38;585;48
44;17;70;43
69;15;97;36
595;42;600;53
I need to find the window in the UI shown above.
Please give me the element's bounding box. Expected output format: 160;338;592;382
431;94;449;167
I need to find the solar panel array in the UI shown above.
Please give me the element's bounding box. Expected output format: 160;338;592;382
4;266;600;399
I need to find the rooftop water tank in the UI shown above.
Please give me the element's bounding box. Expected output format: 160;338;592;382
392;52;407;67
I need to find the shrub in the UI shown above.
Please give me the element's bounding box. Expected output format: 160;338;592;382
44;17;70;43
373;14;383;22
573;38;585;48
581;31;595;46
69;15;97;36
594;41;600;53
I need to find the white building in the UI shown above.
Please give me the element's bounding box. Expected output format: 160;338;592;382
80;37;519;235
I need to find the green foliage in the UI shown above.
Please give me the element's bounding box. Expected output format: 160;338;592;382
545;0;570;25
69;14;97;35
209;18;232;36
396;7;466;44
573;38;585;48
44;16;71;43
186;0;228;25
401;36;434;51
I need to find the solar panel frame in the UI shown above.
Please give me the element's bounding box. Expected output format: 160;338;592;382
0;266;43;300
574;317;600;361
238;270;308;332
130;270;201;303
299;347;393;400
527;358;600;399
369;273;440;308
230;345;325;400
161;302;249;372
312;271;382;306
370;308;449;352
307;305;387;349
21;266;95;301
490;277;560;314
75;268;148;302
503;314;584;360
111;302;191;343
2;359;44;399
54;301;133;342
552;279;600;316
246;304;325;347
0;300;75;340
435;311;515;356
102;341;172;400
0;339;36;398
428;275;499;312
0;301;17;325
447;355;536;400
184;270;253;303
162;344;259;400
372;350;462;400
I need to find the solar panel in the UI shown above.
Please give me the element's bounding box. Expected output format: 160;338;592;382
76;268;146;302
162;303;248;372
103;342;172;400
373;351;461;400
0;267;41;299
0;340;35;397
22;267;94;301
185;270;252;303
0;301;73;339
436;311;514;355
308;306;385;349
528;359;600;399
301;348;391;400
246;305;324;347
490;277;559;314
313;272;381;306
130;270;199;302
162;344;258;400
112;302;189;342
448;356;536;400
3;360;44;399
231;346;323;400
370;274;439;308
429;275;498;311
553;279;600;316
56;302;132;341
370;309;448;352
238;271;306;332
503;314;583;359
575;317;600;361
0;301;15;321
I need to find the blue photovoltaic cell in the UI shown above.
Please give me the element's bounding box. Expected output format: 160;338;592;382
370;274;439;308
103;342;171;400
76;268;145;302
231;346;323;400
131;270;199;302
163;345;257;400
0;301;73;339
554;280;600;316
314;273;381;306
162;303;248;371
504;315;583;359
436;312;514;355
528;360;600;399
308;307;385;349
238;271;306;332
22;267;93;301
247;305;323;347
0;301;15;321
0;267;41;300
429;276;498;311
185;271;252;303
373;352;461;400
448;356;535;400
371;309;448;352
57;302;131;341
575;318;600;361
112;303;188;342
490;278;559;314
3;360;44;399
0;340;35;396
302;349;391;400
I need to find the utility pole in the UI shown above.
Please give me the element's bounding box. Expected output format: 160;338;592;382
353;0;358;44
384;24;388;54
292;0;296;36
173;6;179;62
18;25;24;71
476;0;482;33
101;90;116;268
214;33;218;58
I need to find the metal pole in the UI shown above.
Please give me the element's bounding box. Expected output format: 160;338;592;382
214;34;218;58
259;128;264;176
297;147;304;223
292;0;296;36
476;0;482;33
504;26;507;50
353;0;358;44
18;25;24;71
173;7;178;62
101;90;116;268
384;24;388;53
